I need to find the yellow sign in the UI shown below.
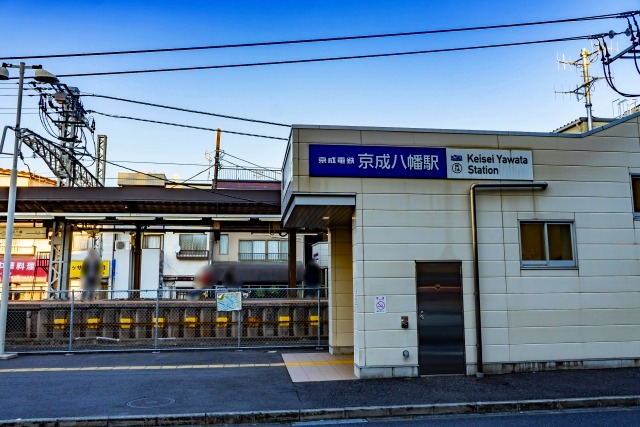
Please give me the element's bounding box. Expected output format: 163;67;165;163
69;260;110;279
0;227;48;239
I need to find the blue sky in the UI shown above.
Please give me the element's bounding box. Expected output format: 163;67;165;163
1;0;639;183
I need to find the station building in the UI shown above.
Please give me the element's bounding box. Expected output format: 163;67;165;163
281;113;640;378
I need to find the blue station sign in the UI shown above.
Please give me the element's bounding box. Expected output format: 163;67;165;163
309;144;447;179
309;144;533;181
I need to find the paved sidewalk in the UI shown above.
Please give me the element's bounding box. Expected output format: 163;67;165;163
0;350;638;425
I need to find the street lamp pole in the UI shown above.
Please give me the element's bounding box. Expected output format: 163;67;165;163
0;62;58;359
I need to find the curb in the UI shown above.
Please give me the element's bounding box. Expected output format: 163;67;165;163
2;395;639;426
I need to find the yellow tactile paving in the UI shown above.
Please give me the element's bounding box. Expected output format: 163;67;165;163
0;362;286;373
281;352;357;382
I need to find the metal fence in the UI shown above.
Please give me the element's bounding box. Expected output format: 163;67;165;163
4;287;327;353
217;167;282;182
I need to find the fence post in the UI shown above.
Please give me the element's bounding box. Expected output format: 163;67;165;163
154;289;160;351
237;304;242;348
68;290;75;353
317;287;321;347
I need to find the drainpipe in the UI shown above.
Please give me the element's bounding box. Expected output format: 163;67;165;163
470;182;548;377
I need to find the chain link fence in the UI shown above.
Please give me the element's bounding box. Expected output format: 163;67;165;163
4;287;328;353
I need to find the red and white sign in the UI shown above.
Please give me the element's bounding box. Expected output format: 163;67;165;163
0;257;47;280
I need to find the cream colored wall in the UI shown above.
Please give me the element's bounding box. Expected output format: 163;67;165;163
0;175;55;187
292;117;640;376
328;226;354;354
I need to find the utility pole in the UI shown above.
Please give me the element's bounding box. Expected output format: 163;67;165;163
557;48;600;131
581;49;594;131
212;128;222;190
0;62;59;359
96;135;107;186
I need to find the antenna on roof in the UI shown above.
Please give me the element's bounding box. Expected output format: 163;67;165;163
555;47;602;130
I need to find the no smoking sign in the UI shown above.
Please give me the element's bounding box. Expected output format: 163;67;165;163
374;296;387;314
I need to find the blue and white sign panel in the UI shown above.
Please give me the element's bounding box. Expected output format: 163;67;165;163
309;144;533;181
446;149;533;180
309;144;447;179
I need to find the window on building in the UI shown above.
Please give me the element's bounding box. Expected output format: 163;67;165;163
632;175;640;214
219;234;229;255
177;234;209;259
239;239;288;261
73;235;93;251
520;221;575;268
143;235;162;249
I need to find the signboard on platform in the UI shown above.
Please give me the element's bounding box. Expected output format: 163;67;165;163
0;227;48;239
0;257;47;280
309;144;533;181
69;260;110;279
216;291;243;311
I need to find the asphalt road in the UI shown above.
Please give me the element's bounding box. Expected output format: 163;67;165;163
248;407;640;426
0;350;639;421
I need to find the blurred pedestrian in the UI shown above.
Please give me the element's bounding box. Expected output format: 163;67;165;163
81;249;102;301
222;265;239;289
10;282;20;300
303;259;321;298
191;264;216;300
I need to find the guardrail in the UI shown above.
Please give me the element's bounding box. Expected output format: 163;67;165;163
217;167;281;182
5;287;327;353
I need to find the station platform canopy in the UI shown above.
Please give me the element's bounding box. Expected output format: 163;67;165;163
0;186;282;229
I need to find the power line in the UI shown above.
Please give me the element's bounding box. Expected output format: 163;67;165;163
101;158;279;206
22;131;280;206
87;110;289;141
177;164;214;185
82;93;289;127
108;157;274;169
108;159;211;167
46;33;611;79
221;151;274;170
1;11;634;61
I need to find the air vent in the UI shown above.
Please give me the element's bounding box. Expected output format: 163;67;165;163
116;241;127;250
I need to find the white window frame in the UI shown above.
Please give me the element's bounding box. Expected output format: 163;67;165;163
219;234;229;255
238;239;288;261
142;234;163;249
631;175;640;218
519;221;577;269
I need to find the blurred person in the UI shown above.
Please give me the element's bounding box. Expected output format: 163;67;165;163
10;282;20;300
191;264;216;300
222;265;239;289
303;259;321;298
81;249;102;301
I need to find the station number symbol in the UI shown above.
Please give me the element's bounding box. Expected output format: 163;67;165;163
452;163;462;174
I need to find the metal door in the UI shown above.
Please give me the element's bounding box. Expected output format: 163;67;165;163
416;261;465;375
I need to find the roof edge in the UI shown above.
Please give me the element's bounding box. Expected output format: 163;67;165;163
290;111;640;139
